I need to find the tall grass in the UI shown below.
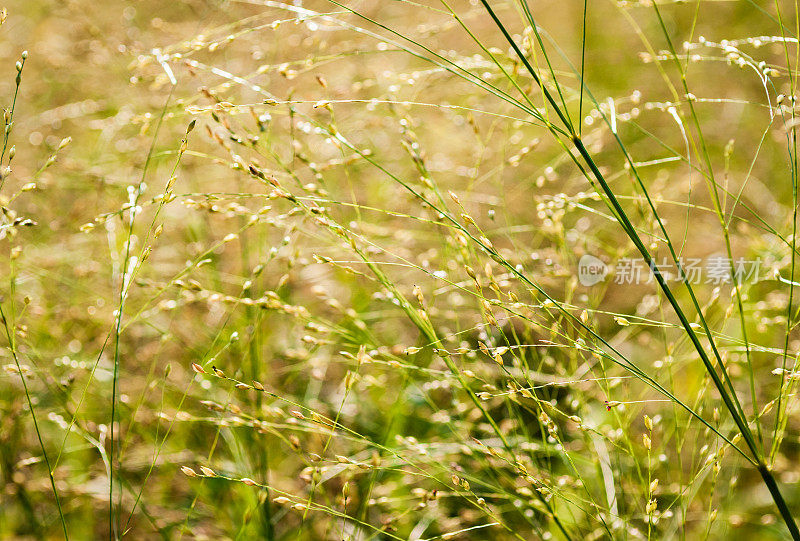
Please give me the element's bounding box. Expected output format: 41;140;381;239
3;0;800;539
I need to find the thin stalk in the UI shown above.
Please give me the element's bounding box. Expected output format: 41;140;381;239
476;1;799;536
108;85;174;540
649;0;758;445
578;0;587;136
0;49;68;539
771;0;800;465
0;52;25;192
479;0;754;446
0;302;69;539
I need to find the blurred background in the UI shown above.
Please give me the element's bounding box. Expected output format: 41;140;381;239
2;0;800;539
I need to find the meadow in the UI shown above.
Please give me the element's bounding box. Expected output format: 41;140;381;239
2;0;800;539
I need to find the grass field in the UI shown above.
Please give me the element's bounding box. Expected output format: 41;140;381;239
3;0;800;539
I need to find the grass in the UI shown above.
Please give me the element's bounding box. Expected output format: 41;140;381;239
3;0;800;539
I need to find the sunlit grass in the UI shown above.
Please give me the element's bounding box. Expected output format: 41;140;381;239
3;1;800;539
